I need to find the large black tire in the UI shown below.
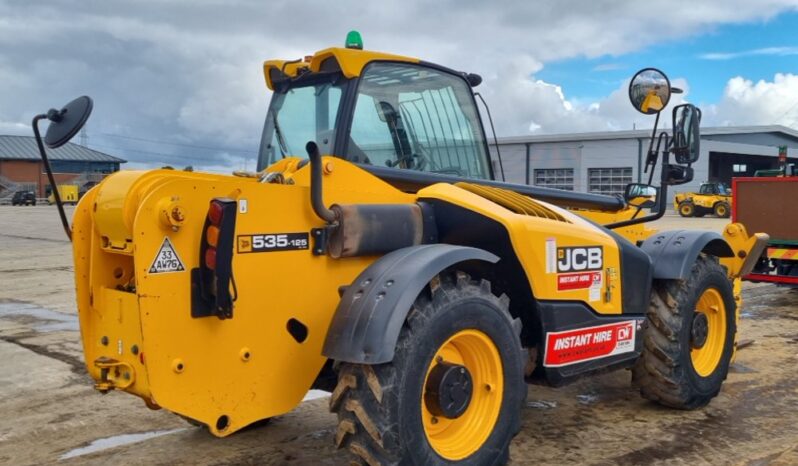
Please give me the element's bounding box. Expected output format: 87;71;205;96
713;201;730;218
633;256;736;409
330;272;525;465
678;201;695;217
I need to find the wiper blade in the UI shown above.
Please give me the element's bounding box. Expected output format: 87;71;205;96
271;110;291;158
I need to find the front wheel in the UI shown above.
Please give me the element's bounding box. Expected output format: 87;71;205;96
633;255;736;409
713;202;730;218
330;273;525;465
678;201;695;217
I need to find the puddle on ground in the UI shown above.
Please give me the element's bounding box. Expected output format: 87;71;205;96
576;393;600;405
303;389;329;401
526;400;558;409
59;428;187;460
729;363;758;374
0;301;78;332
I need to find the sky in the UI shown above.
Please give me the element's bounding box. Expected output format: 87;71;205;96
1;0;798;172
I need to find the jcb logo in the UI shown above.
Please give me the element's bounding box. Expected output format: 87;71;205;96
557;246;603;272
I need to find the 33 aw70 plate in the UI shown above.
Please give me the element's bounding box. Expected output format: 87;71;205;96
237;233;309;253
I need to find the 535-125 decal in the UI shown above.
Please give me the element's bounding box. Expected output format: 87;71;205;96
237;233;309;253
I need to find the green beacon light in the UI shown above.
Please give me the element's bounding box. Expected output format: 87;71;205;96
345;30;363;50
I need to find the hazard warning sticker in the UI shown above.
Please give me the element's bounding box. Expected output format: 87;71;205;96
543;321;636;367
148;237;185;274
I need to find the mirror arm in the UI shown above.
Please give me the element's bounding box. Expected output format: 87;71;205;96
643;112;660;174
606;145;670;230
32;114;72;241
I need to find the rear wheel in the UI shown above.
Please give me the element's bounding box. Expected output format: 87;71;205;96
330;272;525;465
678;201;695;217
633;256;736;409
713;202;730;218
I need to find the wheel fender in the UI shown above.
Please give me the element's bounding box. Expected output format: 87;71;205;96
322;244;499;364
640;230;734;280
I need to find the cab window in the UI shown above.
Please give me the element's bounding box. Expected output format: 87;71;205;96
699;184;717;194
347;62;490;179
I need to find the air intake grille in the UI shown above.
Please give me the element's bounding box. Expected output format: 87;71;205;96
455;182;570;223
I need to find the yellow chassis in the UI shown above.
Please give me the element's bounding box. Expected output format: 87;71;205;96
72;157;764;436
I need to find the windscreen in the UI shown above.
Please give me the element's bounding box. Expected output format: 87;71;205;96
258;77;344;169
257;63;491;180
347;62;491;179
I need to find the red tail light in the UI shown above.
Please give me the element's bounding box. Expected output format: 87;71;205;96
208;201;224;225
192;197;237;319
205;247;217;270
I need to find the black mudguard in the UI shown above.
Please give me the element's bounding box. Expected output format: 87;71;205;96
322;244;498;364
639;229;734;280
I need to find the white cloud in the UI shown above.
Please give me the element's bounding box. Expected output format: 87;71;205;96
478;49;692;136
703;73;798;127
592;63;626;72
699;46;798;60
1;0;797;170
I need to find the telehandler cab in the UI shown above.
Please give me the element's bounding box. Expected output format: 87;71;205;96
32;34;768;465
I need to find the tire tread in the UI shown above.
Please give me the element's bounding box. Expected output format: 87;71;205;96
632;255;735;409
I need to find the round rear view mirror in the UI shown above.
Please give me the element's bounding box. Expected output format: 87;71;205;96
44;96;93;149
628;68;671;115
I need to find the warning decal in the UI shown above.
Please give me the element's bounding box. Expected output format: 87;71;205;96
148;237;185;274
543;321;636;367
557;271;602;291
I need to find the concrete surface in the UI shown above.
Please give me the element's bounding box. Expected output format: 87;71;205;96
1;205;797;465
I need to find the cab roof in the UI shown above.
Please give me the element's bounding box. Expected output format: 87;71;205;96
262;47;420;90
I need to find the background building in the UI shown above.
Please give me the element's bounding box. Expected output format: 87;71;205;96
0;135;125;198
491;125;798;197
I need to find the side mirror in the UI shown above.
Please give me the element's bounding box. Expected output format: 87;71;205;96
376;100;398;123
671;103;701;164
629;68;673;115
31;95;94;242
623;183;659;208
664;164;694;185
43;96;93;148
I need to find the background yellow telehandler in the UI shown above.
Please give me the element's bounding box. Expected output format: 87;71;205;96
31;34;767;465
674;181;732;218
47;184;79;205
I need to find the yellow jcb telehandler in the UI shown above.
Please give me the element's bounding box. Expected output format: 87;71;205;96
31;34;767;465
674;181;732;218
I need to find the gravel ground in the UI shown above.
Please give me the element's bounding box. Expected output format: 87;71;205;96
1;205;797;465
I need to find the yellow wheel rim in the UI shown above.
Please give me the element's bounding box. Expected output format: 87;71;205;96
421;329;503;460
680;205;692;216
716;205;727;216
690;288;727;377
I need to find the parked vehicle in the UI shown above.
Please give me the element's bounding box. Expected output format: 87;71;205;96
31;38;767;465
11;190;36;206
47;184;79;205
674;181;731;218
736;174;798;286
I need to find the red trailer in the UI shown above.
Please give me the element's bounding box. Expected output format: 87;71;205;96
733;176;798;286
